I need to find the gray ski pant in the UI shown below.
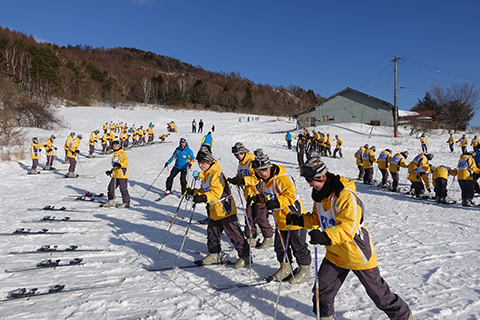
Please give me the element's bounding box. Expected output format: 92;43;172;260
207;215;249;259
314;259;411;320
274;228;311;266
244;204;273;239
107;178;130;204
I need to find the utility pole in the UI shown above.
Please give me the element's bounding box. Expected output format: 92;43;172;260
391;56;403;138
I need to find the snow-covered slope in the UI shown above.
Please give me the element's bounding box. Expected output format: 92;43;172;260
0;106;479;319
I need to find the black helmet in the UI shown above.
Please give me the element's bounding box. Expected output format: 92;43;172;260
300;156;327;180
364;144;369;149
371;146;376;152
196;146;214;162
426;153;434;160
70;132;75;136
50;135;55;139
251;149;272;170
401;151;409;159
232;142;248;154
32;137;38;142
112;140;120;146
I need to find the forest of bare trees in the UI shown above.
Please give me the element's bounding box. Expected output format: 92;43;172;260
0;26;323;118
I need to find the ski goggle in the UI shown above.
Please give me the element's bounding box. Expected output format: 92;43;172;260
179;138;187;143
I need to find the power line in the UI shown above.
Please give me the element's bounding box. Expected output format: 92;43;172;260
402;58;480;82
357;63;392;89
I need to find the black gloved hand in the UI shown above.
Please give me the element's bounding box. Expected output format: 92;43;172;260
74;150;80;154
54;147;58;150
185;187;194;196
427;188;431;193
227;176;245;186
113;162;122;168
266;198;280;210
193;194;207;203
164;162;168;168
286;214;304;227
38;149;42;152
308;229;331;246
247;195;260;205
105;170;112;176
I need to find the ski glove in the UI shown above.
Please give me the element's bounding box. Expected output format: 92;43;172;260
286;213;304;227
185;187;194;196
164;162;169;168
74;150;80;154
308;229;331;246
113;162;122;168
266;199;280;210
227;176;245;186
193;194;207;203
247;195;260;205
192;170;200;178
105;170;112;176
427;188;431;193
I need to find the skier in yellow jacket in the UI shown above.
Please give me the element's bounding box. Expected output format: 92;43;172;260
227;142;274;249
102;140;130;208
458;134;469;154
388;151;409;191
457;151;480;206
29;137;44;174
286;156;412;320
420;133;428;153
332;135;343;159
44;135;57;171
187;146;250;269
432;165;457;204
88;130;100;158
447;133;455;153
362;146;377;184
65;134;82;178
354;145;366;180
377;149;392;187
63;132;75;163
250;149;311;284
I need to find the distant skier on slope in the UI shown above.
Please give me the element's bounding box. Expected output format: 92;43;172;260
286;156;412;320
163;138;195;196
103;140;130;208
29;137;44;174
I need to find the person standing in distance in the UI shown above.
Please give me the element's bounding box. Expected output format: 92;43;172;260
164;138;195;196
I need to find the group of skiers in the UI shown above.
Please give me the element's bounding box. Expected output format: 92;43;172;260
159;135;411;319
420;132;479;154
355;136;480;207
293;129;343;167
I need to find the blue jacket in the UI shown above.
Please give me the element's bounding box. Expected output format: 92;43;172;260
201;133;213;147
167;144;195;170
286;132;292;141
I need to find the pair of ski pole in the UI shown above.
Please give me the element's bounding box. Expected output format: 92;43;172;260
142;165;169;198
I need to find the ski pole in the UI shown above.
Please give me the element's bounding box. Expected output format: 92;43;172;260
274;224;292;320
238;187;253;274
157;180;196;256
313;225;320;320
142;165;167;198
172;203;197;274
181;177;197;218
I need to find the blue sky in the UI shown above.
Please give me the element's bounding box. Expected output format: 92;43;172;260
2;0;480;125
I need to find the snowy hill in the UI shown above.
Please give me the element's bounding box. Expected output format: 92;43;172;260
0;106;479;319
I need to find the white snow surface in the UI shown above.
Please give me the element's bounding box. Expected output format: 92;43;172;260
1;106;479;320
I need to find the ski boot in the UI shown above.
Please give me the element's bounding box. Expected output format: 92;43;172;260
258;237;273;249
267;263;292;282
234;255;252;269
462;199;475;207
246;237;257;247
116;202;130;209
28;169;40;174
290;265;311;284
66;172;78;178
102;200;116;207
196;253;220;266
87;154;95;158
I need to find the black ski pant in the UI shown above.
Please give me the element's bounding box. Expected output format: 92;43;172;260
411;181;425;196
332;148;343;158
459;179;474;201
449;144;454;152
244;204;273;240
89;144;95;156
207;214;249;258
31;158;38;171
434;177;448;199
313;259;411;320
421;144;428;153
363;167;374;184
107;177;130;204
274;228;311;266
380;168;389;185
287;140;292;149
68;157;76;173
357;165;364;180
390;172;399;189
46;155;54;167
297;149;305;167
166;167;187;194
